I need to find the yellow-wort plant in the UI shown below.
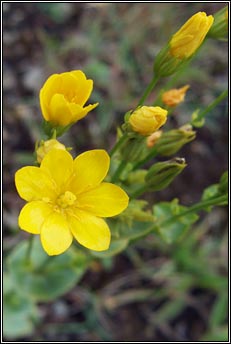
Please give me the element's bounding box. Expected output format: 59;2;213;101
4;5;228;341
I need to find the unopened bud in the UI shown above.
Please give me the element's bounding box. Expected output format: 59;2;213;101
145;158;187;191
153;12;214;77
128;106;168;136
154;124;196;156
169;12;214;59
146;130;163;148
120;135;147;162
36;139;66;163
162;85;190;107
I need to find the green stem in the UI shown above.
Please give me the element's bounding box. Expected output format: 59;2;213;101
35;255;53;273
132;147;158;171
162;194;227;226
191;89;228;125
111;160;127;183
130;194;227;245
138;74;159;107
109;133;128;157
130;184;149;199
152;60;190;106
25;235;34;264
153;194;226;236
51;128;57;139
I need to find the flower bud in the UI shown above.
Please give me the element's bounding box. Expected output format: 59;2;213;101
145;158;187;191
169;12;214;59
146;130;163;148
153;12;214;77
120;135;147;162
40;70;98;128
154;124;196;156
208;6;228;40
36;139;66;163
162;85;190;107
128;106;168;136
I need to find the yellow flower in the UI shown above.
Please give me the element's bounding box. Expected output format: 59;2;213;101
129;106;168;136
15;149;129;255
40;71;98;127
36;139;66;163
162;85;190;107
170;12;214;59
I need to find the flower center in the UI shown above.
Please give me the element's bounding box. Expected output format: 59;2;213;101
56;191;77;209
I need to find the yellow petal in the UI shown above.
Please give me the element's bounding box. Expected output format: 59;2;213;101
59;72;80;93
49;94;74;126
41;212;73;255
68;209;110;251
68;102;98;121
40;149;73;192
70;70;94;106
15;166;56;202
18;201;53;234
39;74;61;121
77;182;129;217
70;150;110;194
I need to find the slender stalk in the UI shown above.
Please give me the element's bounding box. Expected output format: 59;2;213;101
130;184;149;199
133;194;227;241
132;147;158;171
109;133;128;157
191;89;228;124
152;60;190;106
25;235;34;264
137;74;159;107
35;255;53;273
162;194;227;227
111;160;127;183
51;128;57;139
129;195;226;247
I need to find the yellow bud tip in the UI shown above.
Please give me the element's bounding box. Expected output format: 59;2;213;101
146;130;163;148
36;139;66;163
170;12;214;59
162;85;190;107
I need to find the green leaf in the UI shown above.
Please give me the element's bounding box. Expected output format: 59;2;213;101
202;173;228;210
202;184;220;211
3;274;39;339
7;238;89;302
117;220;153;241
153;299;185;324
218;170;228;194
200;326;228;341
209;294;228;328
153;200;199;244
191;109;205;127
91;238;129;258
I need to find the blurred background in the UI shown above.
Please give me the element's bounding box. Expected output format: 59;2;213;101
3;2;228;341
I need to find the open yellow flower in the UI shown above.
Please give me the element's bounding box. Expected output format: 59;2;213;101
40;71;98;127
170;12;214;59
129;106;168;136
15;149;129;255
